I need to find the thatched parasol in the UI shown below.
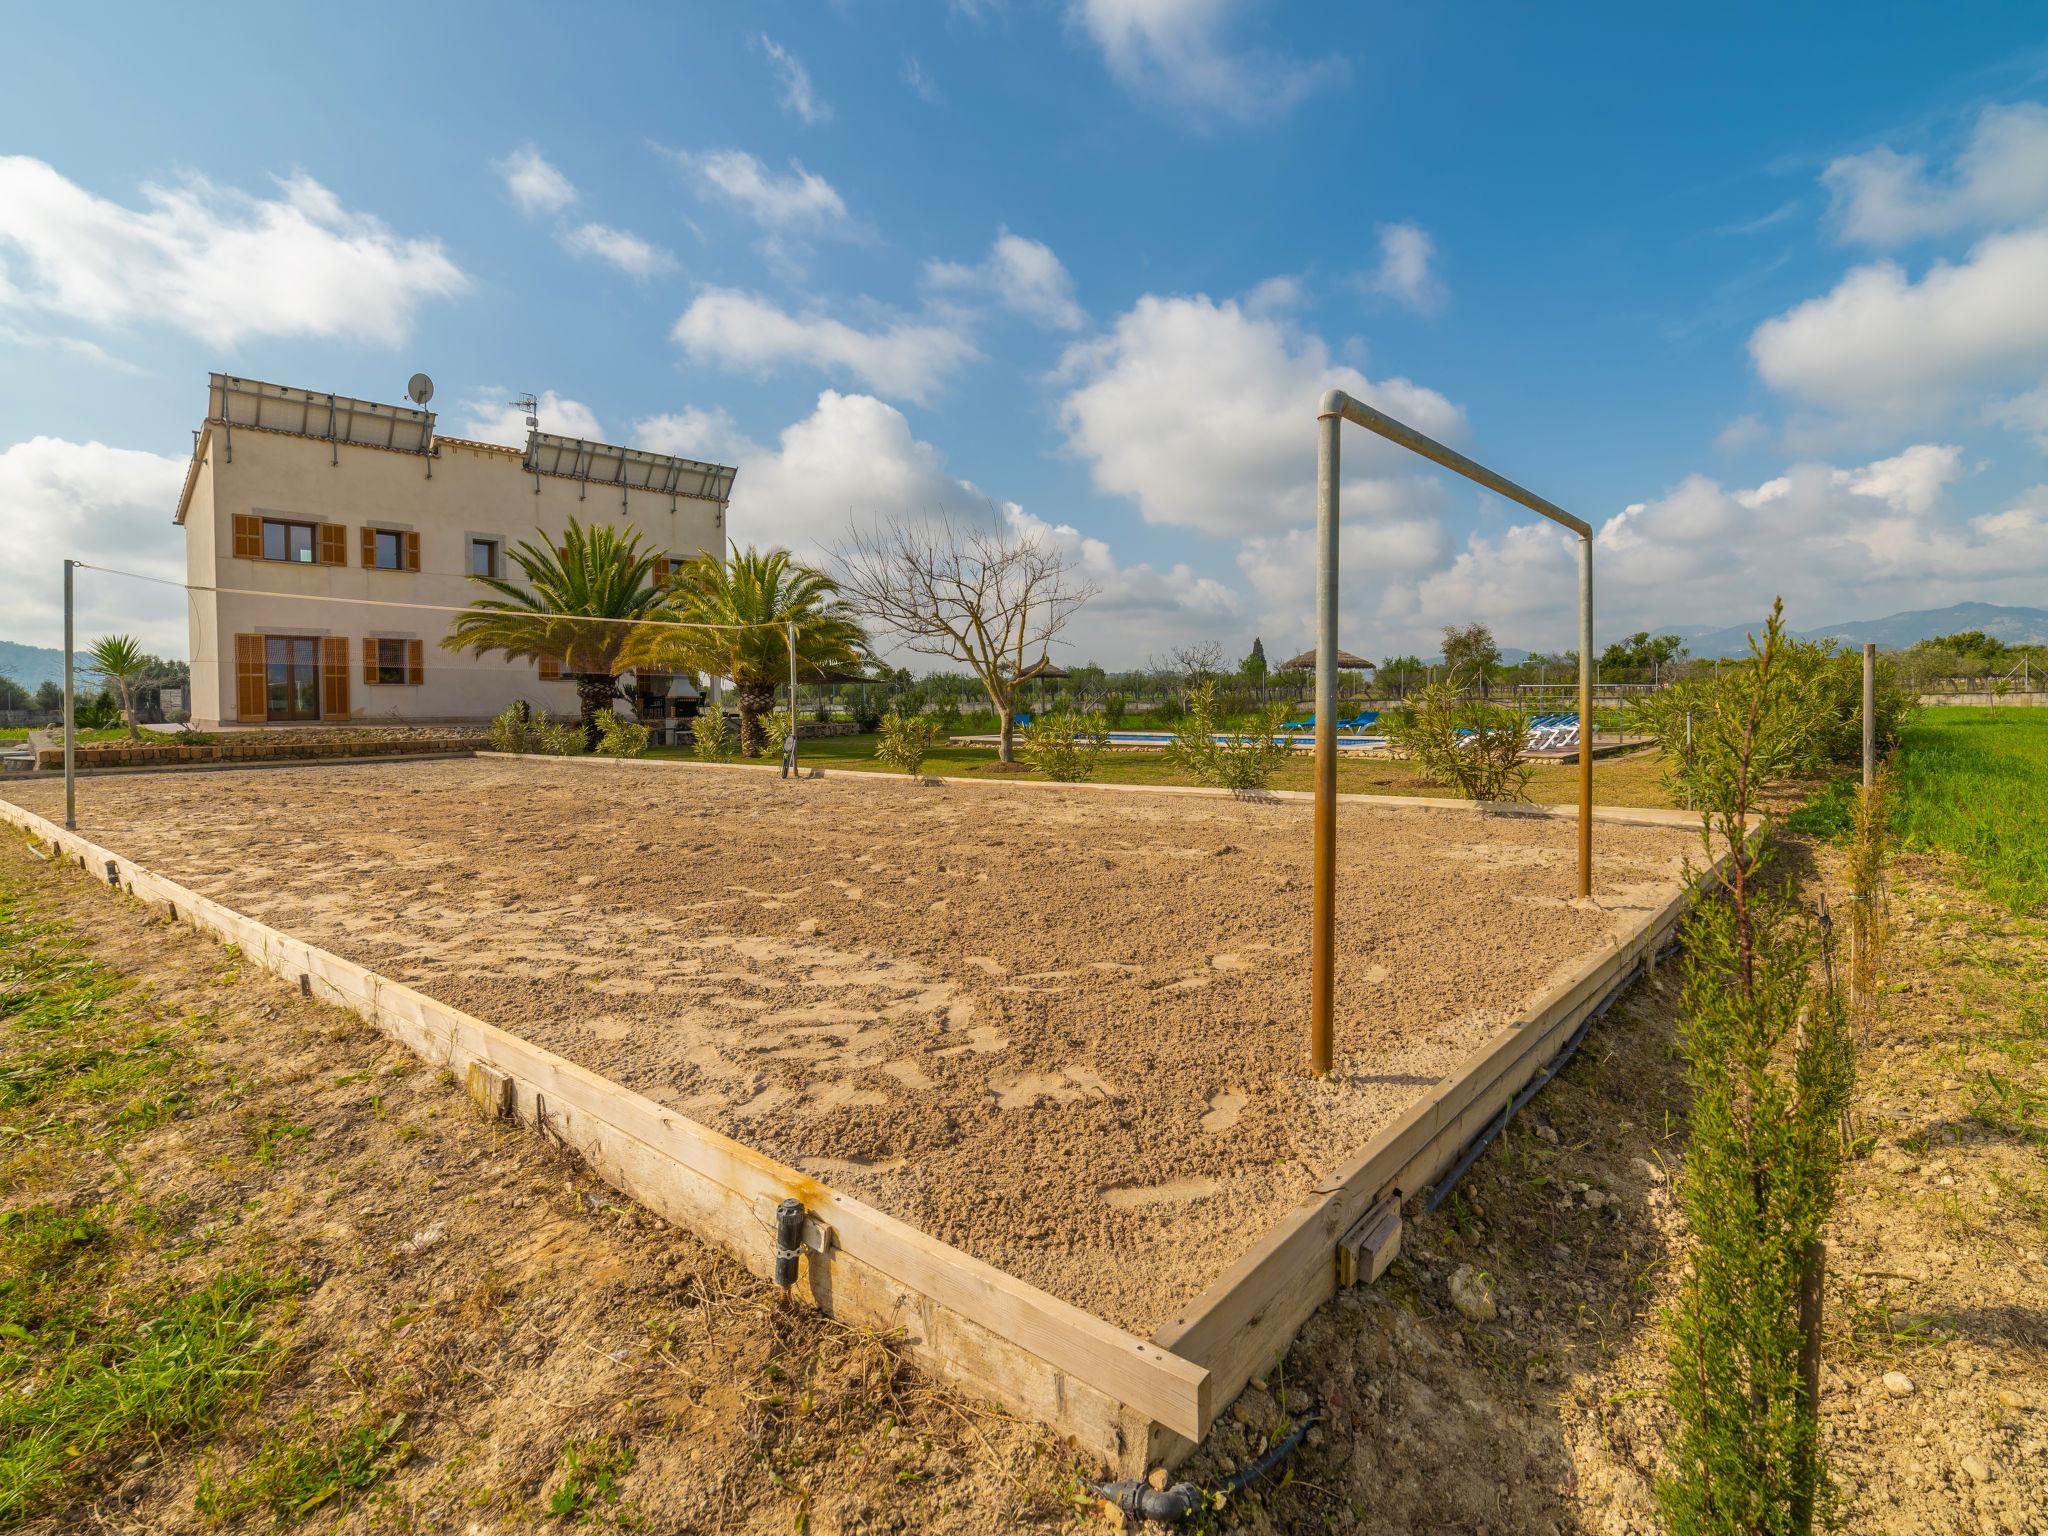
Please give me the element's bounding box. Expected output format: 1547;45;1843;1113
1278;649;1375;671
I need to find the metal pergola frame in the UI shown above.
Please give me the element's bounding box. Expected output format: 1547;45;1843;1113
1310;390;1594;1075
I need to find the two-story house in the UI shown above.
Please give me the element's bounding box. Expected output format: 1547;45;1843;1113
175;374;735;729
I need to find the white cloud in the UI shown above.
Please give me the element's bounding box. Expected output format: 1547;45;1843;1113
1006;504;1240;618
1409;446;2048;649
1824;101;2048;245
494;146;578;217
0;437;189;653
926;230;1086;330
1991;382;2048;450
1234;495;1451;654
1715;413;1770;453
451;390;606;448
1067;0;1347;123
759;35;832;125
1834;441;1963;515
0;157;467;349
1362;222;1445;315
632;392;1233;659
1053;286;1466;536
1749;225;2048;421
902;56;944;106
667;149;849;232
672;288;978;406
559;222;676;278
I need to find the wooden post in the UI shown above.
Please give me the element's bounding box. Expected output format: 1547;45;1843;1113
1861;643;1875;793
1793;1237;1825;1534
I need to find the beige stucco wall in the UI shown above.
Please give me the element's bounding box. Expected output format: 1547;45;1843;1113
182;428;726;727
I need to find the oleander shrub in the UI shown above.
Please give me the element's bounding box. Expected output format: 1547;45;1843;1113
1021;711;1107;782
594;712;650;758
875;712;942;777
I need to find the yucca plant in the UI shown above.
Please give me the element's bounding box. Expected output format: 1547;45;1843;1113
624;544;865;756
84;634;151;740
444;518;666;749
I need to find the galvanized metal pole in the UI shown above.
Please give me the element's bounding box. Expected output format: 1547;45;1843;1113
1861;642;1876;792
1311;406;1341;1077
1308;388;1594;1069
786;619;799;778
1577;536;1593;900
63;559;76;829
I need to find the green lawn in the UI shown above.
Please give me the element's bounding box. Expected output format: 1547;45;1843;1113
1896;706;2048;915
648;732;1681;807
0;727;129;743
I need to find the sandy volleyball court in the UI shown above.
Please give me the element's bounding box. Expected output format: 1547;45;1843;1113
7;759;1700;1331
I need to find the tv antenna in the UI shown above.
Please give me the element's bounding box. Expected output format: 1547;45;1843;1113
406;372;435;406
510;393;539;434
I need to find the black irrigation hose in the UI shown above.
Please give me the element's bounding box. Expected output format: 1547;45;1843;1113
1087;1407;1322;1524
1424;936;1679;1215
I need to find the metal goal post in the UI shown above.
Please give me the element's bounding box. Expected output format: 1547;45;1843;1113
1310;390;1594;1075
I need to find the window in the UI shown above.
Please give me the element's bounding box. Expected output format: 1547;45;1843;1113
469;538;500;578
372;638;411;685
261;519;318;563
360;526;420;571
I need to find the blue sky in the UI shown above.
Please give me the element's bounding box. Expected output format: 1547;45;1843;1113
3;2;2047;665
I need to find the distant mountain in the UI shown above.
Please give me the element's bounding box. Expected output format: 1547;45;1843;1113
1662;603;2048;660
0;641;91;692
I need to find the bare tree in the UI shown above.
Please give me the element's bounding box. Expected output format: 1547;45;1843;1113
836;514;1096;762
1156;641;1225;694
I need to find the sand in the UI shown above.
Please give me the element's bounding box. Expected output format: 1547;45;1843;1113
7;759;1699;1333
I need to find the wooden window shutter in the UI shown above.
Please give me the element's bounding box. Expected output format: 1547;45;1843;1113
655;557;672;588
538;656;562;681
405;530;421;572
319;524;347;565
320;636;350;718
231;514;262;560
362;637;377;685
360;527;376;567
406;639;424;686
234;634;266;720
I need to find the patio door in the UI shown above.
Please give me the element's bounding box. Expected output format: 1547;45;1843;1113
264;637;321;721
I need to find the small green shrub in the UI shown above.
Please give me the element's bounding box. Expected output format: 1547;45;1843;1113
1021;712;1107;782
485;704;533;754
1658;599;1855;1536
1164;681;1295;791
875;712;942;777
692;709;734;761
757;711;793;762
487;702;582;755
1102;691;1128;728
594;712;650;758
1381;678;1533;801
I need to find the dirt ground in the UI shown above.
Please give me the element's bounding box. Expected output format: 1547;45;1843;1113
0;833;1072;1535
7;789;2042;1533
5;760;1695;1334
1157;837;2048;1536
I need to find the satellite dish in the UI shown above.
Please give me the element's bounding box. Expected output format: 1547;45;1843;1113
407;372;435;406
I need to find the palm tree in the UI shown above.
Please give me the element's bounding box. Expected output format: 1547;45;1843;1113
444;518;668;748
85;635;151;740
625;544;866;756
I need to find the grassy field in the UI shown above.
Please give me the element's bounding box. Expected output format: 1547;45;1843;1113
1895;706;2048;915
650;731;1682;807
